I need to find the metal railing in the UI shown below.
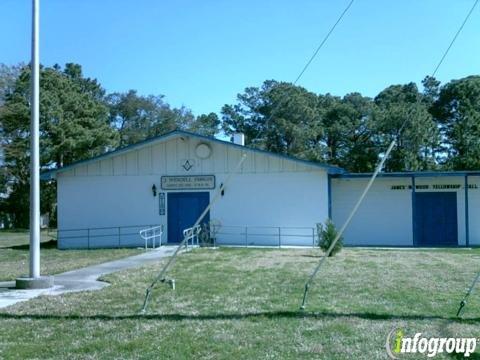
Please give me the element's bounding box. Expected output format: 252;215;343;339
183;225;202;250
57;224;157;249
140;225;164;250
209;225;318;248
57;223;319;249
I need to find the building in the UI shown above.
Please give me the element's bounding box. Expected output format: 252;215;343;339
43;130;340;248
332;172;479;247
42;130;480;249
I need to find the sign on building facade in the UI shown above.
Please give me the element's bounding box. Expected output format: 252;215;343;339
161;175;216;190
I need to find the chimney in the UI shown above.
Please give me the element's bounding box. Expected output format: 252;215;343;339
232;133;245;146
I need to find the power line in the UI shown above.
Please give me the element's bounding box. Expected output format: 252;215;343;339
293;0;355;85
432;0;479;77
250;0;356;146
140;1;357;314
300;0;479;311
399;0;479;134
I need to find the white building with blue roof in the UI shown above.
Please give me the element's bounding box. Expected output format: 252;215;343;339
43;130;341;248
43;130;480;249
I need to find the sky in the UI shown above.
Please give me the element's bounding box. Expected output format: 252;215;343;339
0;0;479;116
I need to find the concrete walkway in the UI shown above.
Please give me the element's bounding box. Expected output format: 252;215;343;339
0;246;177;309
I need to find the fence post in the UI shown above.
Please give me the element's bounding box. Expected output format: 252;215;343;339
161;224;164;246
245;226;248;247
150;225;154;248
153;225;156;248
118;227;121;248
312;227;315;248
278;227;281;248
87;228;90;249
214;231;216;248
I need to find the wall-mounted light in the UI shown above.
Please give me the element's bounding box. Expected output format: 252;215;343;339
152;184;157;197
220;183;225;196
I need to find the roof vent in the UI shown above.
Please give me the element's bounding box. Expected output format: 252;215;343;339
232;133;245;146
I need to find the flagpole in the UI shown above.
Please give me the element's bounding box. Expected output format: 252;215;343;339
30;0;40;279
16;0;53;289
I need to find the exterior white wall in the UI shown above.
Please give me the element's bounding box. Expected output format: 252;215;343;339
211;171;328;246
332;176;480;247
56;135;329;248
57;175;162;248
467;176;480;246
332;178;413;246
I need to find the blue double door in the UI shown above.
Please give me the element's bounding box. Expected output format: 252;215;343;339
415;192;458;246
167;192;210;243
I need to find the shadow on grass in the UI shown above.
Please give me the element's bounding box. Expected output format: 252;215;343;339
0;239;57;250
1;310;479;324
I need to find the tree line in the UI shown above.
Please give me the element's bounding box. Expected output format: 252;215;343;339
0;62;479;227
0;63;219;227
222;77;480;173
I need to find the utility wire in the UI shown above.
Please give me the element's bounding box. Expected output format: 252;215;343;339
140;0;356;314
451;0;480;319
267;0;476;152
401;0;479;134
293;0;355;85
249;0;356;146
300;0;479;311
432;0;479;77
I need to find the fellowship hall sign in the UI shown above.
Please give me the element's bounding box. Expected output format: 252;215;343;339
161;175;216;190
390;184;478;190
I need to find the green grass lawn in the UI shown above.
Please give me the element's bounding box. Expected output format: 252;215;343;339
1;247;480;359
0;230;142;281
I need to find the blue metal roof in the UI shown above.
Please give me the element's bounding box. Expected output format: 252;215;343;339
41;129;345;179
